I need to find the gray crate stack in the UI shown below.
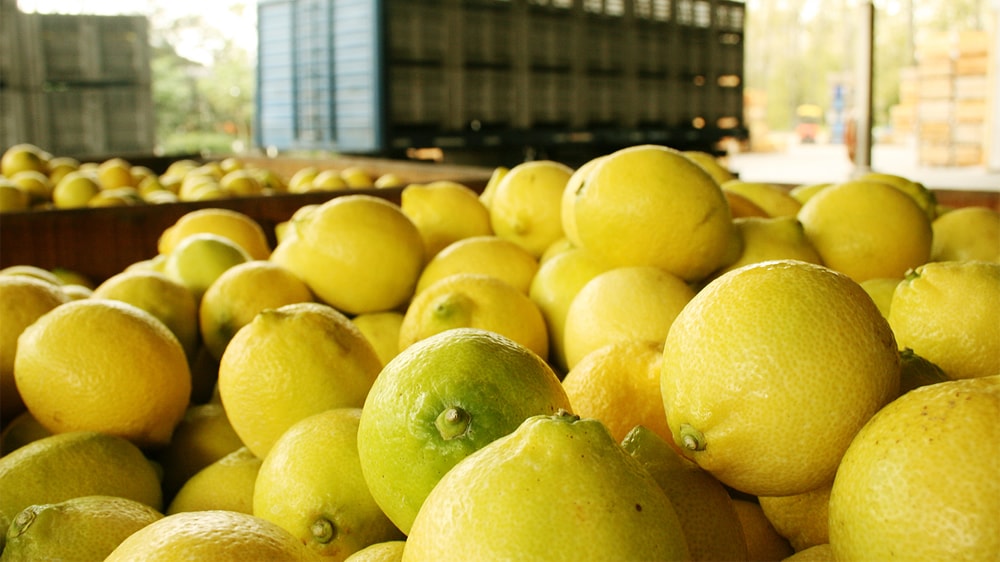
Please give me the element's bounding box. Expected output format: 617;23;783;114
0;5;154;158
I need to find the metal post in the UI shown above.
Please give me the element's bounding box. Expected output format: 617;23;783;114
853;0;875;176
990;0;1000;172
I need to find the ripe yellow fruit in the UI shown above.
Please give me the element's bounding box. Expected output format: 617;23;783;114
571;144;735;282
403;412;690;561
477;165;508;208
829;376;1000;560
199;260;314;361
14;299;191;449
1;495;162;562
0;178;30;212
721;180;803;217
155;403;246;500
560;155;605;247
218;302;382;458
45;156;79;186
219;169;264;196
374;172;406;189
52;171;100;208
563;340;671;443
888;260;1000;380
167;447;261;515
798;179;932;282
856;171;938;221
96;157;135;190
0;411;52;455
0;264;63;285
622;425;749;562
400;180;493;260
0;431;163;551
661;260;900;496
9;169;52;203
710;216;822;280
563;266;695;370
288;166;321;193
104;509;317;562
0;143;48;177
398;273;549;360
759;483;832;552
783;543;835;561
682;150;736;185
414;235;539;295
308;169;348;191
731;499;795;561
859;277;901;320
0;275;70;424
930;206;1000;263
788;182;833;205
351;311;405;366
254;408;404;560
488;160;571;257
340;166;374;188
344;540;405;562
163;233;252;301
270;195;424;315
157;207;272;260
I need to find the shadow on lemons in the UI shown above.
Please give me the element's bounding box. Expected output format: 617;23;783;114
0;411;52;455
858;277;901;320
731;499;795;561
351;311;405;367
155;402;245;502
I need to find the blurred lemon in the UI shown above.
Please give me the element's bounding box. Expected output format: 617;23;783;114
788;182;833;205
0;144;48;177
399;273;549;360
0;264;63;285
488;160;571;257
721;180;802;217
0;178;30;212
254;408;404;560
96;157;135;190
52;171;100;208
856;171;937;221
759;483;832;552
158;207;272;260
340;166;374;188
14;299;191;449
682;150;736;185
888;260;1000;380
45;156;79;186
308;168;348;191
166;447;261;515
164;233;252;301
104;509;316;562
351;311;405;366
539;236;574;263
219;169;264;196
9;170;52;204
897;347;950;396
930;206;1000;263
373;172;406;189
661;260;900;496
723;190;770;219
218;302;382;458
288;166;320;193
0;411;51;455
731;499;795;561
414;235;539;295
560;155;605;246
858;277;901;320
50;267;92;288
563;266;695;370
199;260;314;361
710;216;822;281
401;180;493;260
345;540;405;562
477;165;508;208
155;402;246;501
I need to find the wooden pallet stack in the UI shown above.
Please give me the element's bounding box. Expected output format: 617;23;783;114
915;30;992;167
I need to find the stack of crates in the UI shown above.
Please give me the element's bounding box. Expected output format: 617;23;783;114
0;5;154;157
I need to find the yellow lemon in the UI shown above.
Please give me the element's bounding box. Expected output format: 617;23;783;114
661;260;900;496
219;169;264;196
0;495;163;562
563;265;695;370
563;340;671;443
45;156;79;186
357;328;571;534
398;273;549;360
731;499;795;561
401;180;493;260
199;260;314;361
9;170;52;204
50;267;93;288
345;540;405;562
477;165;508;208
0;179;30;212
683;150;737;185
340;166;374;188
788;182;833;205
96;157;135;190
622;425;749;562
351;311;405;367
571;144;735;282
373;172;406;189
310;169;349;191
710;216;823;280
930;206;1000;263
218;302;382;458
888;260;1000;380
403;412;690;561
157;207;272;260
0;143;48;177
0;431;163;551
0;264;63;285
163;233;252;301
52;171;100;208
254;408;404;560
0;411;51;455
166;447;261;515
270;195;424;315
857;171;938;221
0;275;70;424
859;276;901;320
828;376;1000;560
721;179;803;217
414;235;539;295
798;179;932;282
155;403;246;501
14;299;191;449
784;543;835;561
91;269;201;360
104;509;317;562
539;235;574;263
759;483;832;552
488;160;571;257
288;166;321;193
560;155;605;246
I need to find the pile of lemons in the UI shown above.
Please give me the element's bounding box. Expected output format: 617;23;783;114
1;143;998;561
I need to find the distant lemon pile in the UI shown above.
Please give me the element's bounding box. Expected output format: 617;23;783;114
1;141;998;560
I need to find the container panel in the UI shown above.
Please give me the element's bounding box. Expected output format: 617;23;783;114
256;0;297;150
386;0;448;63
333;0;383;152
24;13;150;86
462;3;515;66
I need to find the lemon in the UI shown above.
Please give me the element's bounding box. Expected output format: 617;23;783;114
403;411;690;561
661;260;900;496
0;431;163;550
400;180;493;260
288;166;321;193
888;260;1000;380
0;179;30;212
0;411;51;455
528;246;611;373
798;179;932;282
0;275;70;424
270;195;424;315
622;425;748;562
199;260;314;361
829;376;1000;560
783;543;835;561
721;179;803;217
9;170;52;204
45;156;79;186
104;509;317;561
91;269;200;360
398;273;549;360
310;169;349;191
220;169;264;196
682;150;736;185
788;182;833;205
155;402;245;501
254;408;404;560
539;235;574;263
560;155;605;246
477;165;508;208
344;540;405;562
0;264;62;285
563;340;671;443
731;499;795;561
857;171;938;221
414;235;539;295
218;302;382;458
340;166;374;188
52;171;100;208
166;447;261;515
96;157;135;190
252;167;287;193
859;276;901;319
50;267;93;288
930;206;1000;263
88;186;142;207
723;190;770;218
1;495;163;562
562;265;695;370
374;172;406;189
710;216;823;280
357;328;571;534
897;347;950;396
157;207;272;260
14;299;191;449
571;144;735;282
351;311;405;366
488;160;571;257
759;483;832;552
0;144;48;177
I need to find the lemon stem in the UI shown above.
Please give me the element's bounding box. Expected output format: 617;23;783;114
10;508;36;538
311;518;336;544
436;407;471;440
679;424;706;452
